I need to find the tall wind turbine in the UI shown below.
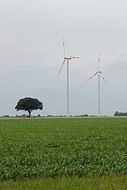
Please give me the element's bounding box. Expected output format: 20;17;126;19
58;40;79;117
88;55;106;116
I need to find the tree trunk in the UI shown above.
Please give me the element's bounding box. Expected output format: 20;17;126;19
28;111;31;117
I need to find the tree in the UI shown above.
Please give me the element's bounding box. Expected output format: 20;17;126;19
15;97;43;117
114;111;127;116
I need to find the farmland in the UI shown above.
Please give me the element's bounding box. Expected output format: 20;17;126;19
0;117;127;184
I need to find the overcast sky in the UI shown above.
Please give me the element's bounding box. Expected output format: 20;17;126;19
0;0;127;116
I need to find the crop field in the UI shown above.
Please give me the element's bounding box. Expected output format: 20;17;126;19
0;117;127;184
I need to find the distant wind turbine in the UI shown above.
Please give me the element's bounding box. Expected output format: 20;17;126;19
58;40;79;117
87;54;107;116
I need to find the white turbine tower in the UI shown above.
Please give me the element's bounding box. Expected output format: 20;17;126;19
88;55;107;116
58;40;79;117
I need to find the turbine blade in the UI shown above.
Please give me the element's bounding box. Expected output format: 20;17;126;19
63;37;66;56
97;54;101;72
58;58;66;75
87;72;98;81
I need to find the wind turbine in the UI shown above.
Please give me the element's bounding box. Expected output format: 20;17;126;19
58;40;79;117
88;54;107;116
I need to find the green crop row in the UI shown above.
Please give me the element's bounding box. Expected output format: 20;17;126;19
0;118;127;180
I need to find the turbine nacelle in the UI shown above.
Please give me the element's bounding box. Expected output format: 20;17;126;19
58;56;79;75
64;56;79;60
98;71;102;75
88;70;106;81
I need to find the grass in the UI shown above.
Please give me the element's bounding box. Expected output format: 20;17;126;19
0;118;127;180
0;117;127;189
0;176;127;190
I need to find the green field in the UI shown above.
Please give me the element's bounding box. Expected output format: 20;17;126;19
0;176;127;190
0;118;127;189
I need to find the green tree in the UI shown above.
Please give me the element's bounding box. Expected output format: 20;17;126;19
15;97;43;117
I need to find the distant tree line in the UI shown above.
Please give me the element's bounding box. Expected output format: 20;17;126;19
114;111;127;116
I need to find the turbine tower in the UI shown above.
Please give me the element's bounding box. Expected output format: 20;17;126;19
88;55;106;116
58;40;79;117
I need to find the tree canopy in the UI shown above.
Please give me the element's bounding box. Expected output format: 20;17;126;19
114;111;127;116
15;97;43;117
